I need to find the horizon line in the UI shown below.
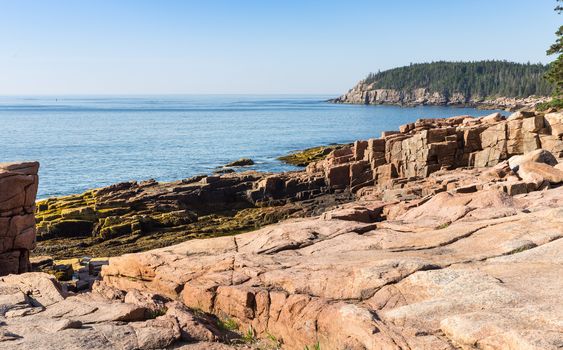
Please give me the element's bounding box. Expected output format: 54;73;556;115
0;92;343;97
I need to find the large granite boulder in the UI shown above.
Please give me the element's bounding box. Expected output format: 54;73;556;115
0;162;39;276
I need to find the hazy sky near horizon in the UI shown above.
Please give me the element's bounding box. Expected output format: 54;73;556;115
0;0;560;95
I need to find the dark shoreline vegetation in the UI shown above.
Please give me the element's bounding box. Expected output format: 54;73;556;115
329;61;558;109
363;61;553;98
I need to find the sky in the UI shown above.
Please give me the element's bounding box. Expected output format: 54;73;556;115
0;0;560;95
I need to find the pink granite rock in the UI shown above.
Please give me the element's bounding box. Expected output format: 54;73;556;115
0;162;39;276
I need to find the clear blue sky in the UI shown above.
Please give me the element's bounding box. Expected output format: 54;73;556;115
0;0;560;95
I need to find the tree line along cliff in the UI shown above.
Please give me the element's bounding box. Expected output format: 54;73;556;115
332;61;553;106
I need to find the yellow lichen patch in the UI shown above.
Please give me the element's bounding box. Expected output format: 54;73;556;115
278;144;348;166
33;174;347;259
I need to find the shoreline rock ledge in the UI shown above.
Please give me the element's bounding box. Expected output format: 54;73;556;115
0;162;39;276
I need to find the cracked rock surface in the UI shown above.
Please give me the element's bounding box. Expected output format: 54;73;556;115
96;186;562;350
2;184;560;349
1;191;562;350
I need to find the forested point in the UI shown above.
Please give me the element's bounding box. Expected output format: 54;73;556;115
364;61;553;98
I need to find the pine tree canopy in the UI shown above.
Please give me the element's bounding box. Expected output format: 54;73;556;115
363;61;553;99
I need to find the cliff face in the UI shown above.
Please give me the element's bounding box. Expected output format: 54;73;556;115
306;111;563;196
331;80;551;109
331;82;470;105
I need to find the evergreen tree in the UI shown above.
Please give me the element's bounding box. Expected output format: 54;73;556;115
363;61;552;99
544;0;563;101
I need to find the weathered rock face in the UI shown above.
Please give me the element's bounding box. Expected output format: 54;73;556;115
35;170;348;259
0;272;262;350
331;83;466;106
97;184;563;350
0;162;39;276
307;111;563;197
330;80;552;110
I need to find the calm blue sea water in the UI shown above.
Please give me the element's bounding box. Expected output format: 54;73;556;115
0;95;503;199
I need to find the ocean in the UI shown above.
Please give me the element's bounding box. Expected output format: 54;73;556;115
0;95;503;199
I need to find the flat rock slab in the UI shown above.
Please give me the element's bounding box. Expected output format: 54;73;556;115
97;187;563;349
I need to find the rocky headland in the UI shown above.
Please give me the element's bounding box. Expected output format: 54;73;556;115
330;82;551;111
329;61;553;111
1;109;563;349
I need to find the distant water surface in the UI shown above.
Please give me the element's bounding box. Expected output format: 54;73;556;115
0;95;503;198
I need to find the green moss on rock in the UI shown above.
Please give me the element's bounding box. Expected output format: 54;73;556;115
61;206;97;220
33;171;351;259
95;207;130;217
152;210;197;227
96;216;135;240
278;144;348;166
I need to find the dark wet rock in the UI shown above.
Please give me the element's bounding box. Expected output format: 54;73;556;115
224;158;254;167
35;170;349;259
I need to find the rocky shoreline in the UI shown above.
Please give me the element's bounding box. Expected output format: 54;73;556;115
1;109;563;349
34;171;352;260
329;82;552;111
